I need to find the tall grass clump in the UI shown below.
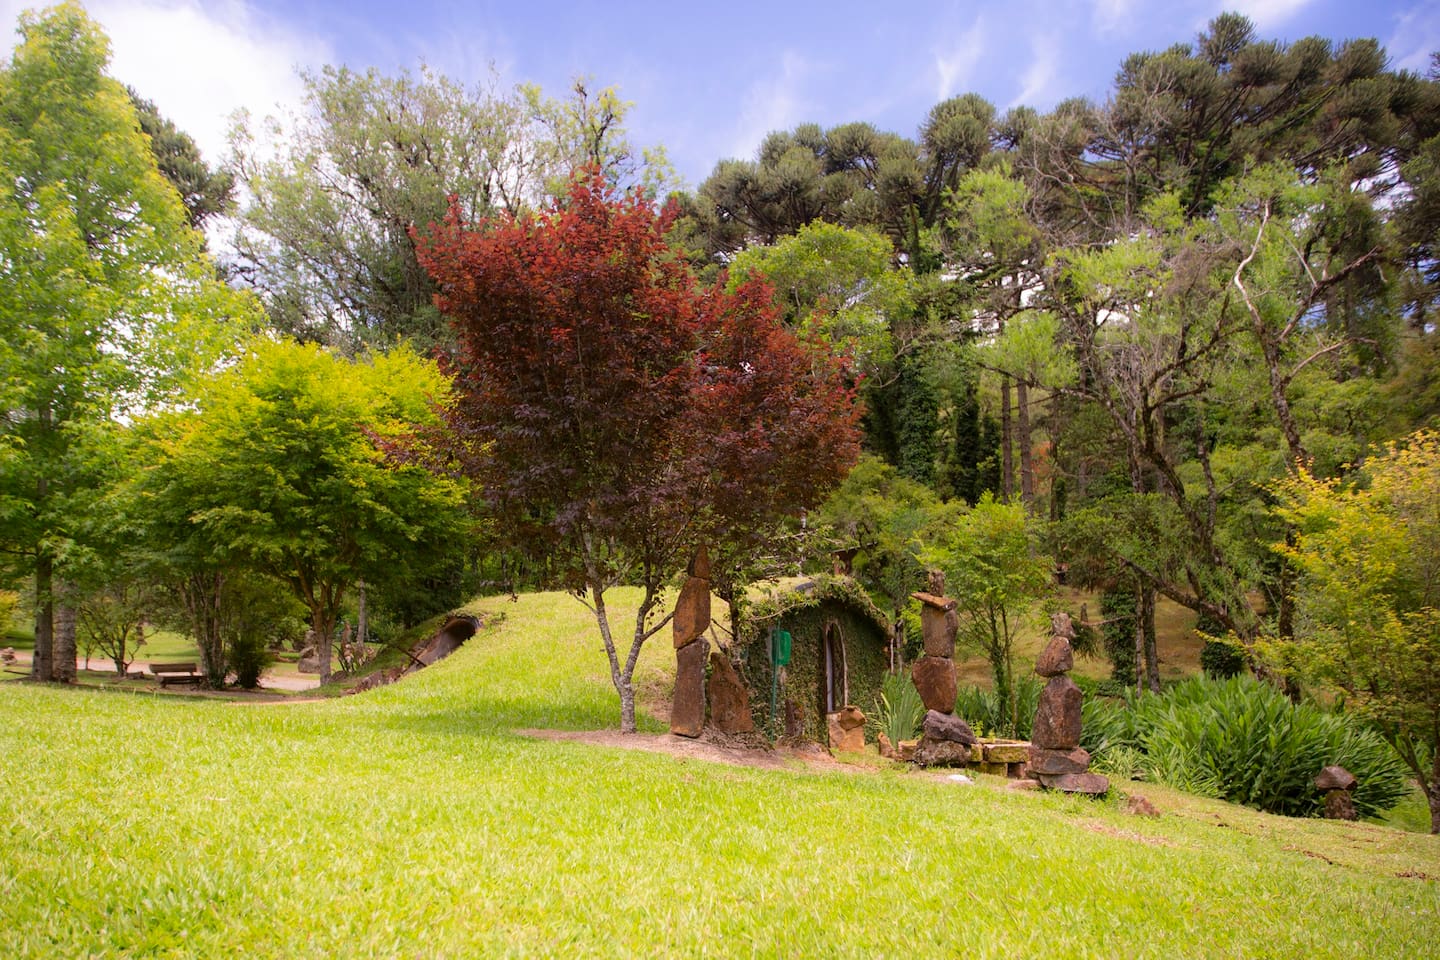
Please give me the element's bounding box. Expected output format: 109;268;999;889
954;676;1042;739
873;670;925;744
1082;676;1409;818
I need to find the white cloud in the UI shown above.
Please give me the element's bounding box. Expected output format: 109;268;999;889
1220;0;1316;30
726;50;809;160
934;17;987;100
1009;33;1062;110
1092;0;1136;34
0;0;331;165
1386;3;1440;73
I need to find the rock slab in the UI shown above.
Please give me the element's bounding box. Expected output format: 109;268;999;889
911;655;958;714
1027;745;1093;776
706;652;754;734
672;576;711;649
1031;675;1083;749
1033;635;1074;678
1035;771;1110;795
922;709;977;745
669;638;708;738
912;737;971;768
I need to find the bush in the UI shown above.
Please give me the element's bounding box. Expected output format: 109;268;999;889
1099;589;1136;687
954;676;1043;740
1199;639;1245;679
1083;676;1409;819
873;671;925;746
228;633;274;690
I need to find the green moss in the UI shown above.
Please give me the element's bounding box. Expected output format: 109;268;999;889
735;576;892;742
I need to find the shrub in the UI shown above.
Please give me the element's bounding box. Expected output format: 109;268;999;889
873;671;925;745
1199;639;1245;679
1085;676;1409;819
954;676;1043;740
228;633;274;690
1099;589;1136;687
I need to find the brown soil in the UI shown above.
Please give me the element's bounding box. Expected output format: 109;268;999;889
518;727;851;773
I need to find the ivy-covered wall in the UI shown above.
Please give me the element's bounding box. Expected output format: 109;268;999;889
735;578;892;743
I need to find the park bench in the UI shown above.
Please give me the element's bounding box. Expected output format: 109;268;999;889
149;662;202;687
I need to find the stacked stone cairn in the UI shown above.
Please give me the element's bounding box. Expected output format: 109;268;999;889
1315;765;1358;820
1028;613;1109;795
669;547;756;739
909;571;978;767
669;548;711;738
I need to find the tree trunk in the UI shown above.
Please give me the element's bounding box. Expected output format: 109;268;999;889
1000;374;1014;502
1142;585;1160;694
53;584;76;683
32;553;54;682
357;580;368;645
315;607;334;686
1133;580;1145;697
1429;754;1440;835
1017;378;1035;510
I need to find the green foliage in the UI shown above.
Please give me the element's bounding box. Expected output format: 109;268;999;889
727;220;910;374
954;676;1043;740
873;671;925;745
811;455;941;622
1099;588;1137;687
922;494;1053;733
1270;428;1440;828
1084;677;1410;819
1199;639;1246;679
227;632;274;690
136;339;470;684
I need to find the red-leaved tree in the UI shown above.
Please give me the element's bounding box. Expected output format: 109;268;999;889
417;172;860;732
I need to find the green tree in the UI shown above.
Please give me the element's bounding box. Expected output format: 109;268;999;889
1272;429;1440;833
128;88;234;231
921;494;1053;734
0;3;255;682
137;340;470;685
231;65;663;353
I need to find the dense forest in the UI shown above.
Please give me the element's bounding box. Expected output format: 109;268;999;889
3;5;1438;827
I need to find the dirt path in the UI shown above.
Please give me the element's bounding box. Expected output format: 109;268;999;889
518;727;863;773
3;650;319;694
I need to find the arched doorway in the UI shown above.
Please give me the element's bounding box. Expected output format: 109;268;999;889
820;620;848;715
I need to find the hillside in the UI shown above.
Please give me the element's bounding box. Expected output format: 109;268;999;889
0;589;1435;958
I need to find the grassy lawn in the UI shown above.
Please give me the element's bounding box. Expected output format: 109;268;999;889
0;589;1435;958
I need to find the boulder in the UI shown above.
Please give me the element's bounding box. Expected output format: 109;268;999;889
1036;771;1110;795
669;638;708;738
912;737;971;768
898;739;919;762
911;656;957;714
1314;765;1357;792
672;577;711;648
877;733;896;759
1031;675;1083;749
1027;745;1092;776
922;709;977;745
1033;635;1074;677
1323;789;1358;821
1050;611;1075;640
827;713;865;753
983;742;1029;763
1125;794;1160;818
706;652;754;734
836;704;867;730
920;606;956;659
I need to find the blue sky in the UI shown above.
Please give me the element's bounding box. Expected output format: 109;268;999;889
3;0;1437;188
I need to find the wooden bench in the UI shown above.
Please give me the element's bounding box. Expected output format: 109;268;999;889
149;662;203;687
